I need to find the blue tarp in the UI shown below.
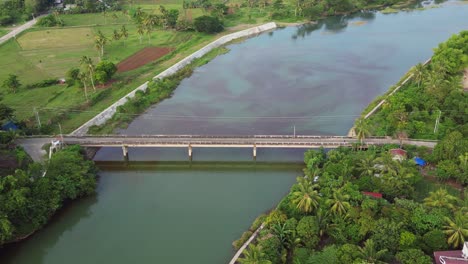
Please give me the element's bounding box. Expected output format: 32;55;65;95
414;157;426;166
1;121;18;131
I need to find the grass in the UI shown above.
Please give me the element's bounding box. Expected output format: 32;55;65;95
414;177;461;202
0;28;9;38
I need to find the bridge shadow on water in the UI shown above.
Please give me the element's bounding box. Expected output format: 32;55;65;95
95;160;304;172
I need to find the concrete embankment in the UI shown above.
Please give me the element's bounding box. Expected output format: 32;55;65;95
71;22;277;136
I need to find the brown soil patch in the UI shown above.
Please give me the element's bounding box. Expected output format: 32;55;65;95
117;47;174;73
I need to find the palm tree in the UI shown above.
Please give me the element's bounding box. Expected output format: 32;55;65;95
327;188;351;217
78;71;89;102
238;244;272;264
357;239;388;264
143;14;157;43
80;56;96;91
355;118;371;145
357;156;375;177
94;30;108;59
413;63;425;87
313;208;329;238
443;212;468;248
424;188;459;210
137;24;145;44
120;25;128;46
291;177;321;214
113;29;121;42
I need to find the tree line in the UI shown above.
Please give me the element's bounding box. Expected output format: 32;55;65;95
0;145;97;245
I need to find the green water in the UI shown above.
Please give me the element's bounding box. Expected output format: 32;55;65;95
2;2;468;263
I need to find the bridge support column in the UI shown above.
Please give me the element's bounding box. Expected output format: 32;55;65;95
188;144;192;161
122;145;129;161
253;144;257;160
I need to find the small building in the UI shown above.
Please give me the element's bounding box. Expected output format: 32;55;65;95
362;191;383;199
390;148;407;161
434;242;468;264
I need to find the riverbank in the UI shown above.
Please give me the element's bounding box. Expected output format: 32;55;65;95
0;145;98;247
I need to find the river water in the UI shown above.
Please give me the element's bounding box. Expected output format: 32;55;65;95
1;3;468;263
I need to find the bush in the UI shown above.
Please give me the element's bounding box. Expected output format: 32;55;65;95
232;230;253;250
24;79;58;89
95;61;117;84
0;15;13;25
193;15;223;33
37;15;64;27
396;249;432;264
422;230;449;253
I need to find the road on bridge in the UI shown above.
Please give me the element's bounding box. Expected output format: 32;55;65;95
17;135;438;161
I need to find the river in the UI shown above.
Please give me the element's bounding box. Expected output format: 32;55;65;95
1;2;468;263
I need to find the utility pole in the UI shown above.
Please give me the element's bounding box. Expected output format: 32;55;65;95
433;110;442;134
293;125;296;138
33;107;41;128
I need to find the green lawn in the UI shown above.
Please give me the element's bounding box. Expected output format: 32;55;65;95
414;177;462;202
0;28;9;38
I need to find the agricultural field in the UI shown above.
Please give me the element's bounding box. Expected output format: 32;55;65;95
0;9;219;132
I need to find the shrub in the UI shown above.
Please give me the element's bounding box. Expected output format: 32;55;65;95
396;249;432;264
37;15;64;27
193;15;223;33
24;79;57;89
232;230;253;250
95;61;117;84
422;230;449;253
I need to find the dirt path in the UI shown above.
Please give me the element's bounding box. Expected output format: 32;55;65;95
0;15;45;45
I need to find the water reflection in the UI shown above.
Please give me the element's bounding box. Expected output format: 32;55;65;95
292;11;376;39
0;195;98;263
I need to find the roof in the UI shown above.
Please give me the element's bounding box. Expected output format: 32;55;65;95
434;250;468;264
362;191;383;198
414;157;427;166
390;148;407;157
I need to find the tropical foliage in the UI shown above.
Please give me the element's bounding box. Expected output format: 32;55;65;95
0;145;97;246
236;146;466;263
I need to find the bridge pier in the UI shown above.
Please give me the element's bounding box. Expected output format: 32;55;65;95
253;144;257;160
188;144;192;161
122;145;129;161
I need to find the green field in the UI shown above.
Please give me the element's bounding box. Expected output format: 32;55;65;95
0;28;9;38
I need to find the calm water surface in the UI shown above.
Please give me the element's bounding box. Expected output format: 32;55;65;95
2;3;468;264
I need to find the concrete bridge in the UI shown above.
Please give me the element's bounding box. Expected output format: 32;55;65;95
17;135;438;161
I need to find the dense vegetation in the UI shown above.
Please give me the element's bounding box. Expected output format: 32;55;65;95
235;146;466;264
361;31;467;185
0;144;97;245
